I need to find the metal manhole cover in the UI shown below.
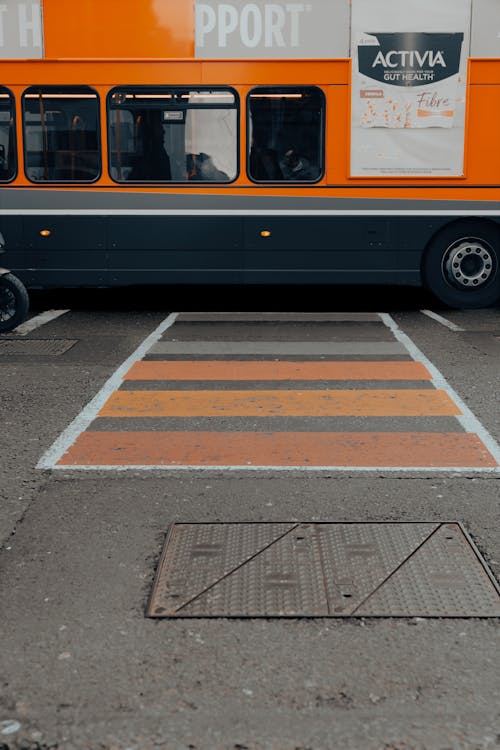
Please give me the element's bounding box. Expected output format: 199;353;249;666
147;523;500;618
0;339;77;356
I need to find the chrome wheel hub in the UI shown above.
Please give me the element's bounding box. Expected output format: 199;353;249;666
443;238;495;289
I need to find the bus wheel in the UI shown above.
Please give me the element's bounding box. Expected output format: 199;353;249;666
423;223;500;308
0;272;29;332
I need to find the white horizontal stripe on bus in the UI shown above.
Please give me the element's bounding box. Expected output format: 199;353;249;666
1;209;500;217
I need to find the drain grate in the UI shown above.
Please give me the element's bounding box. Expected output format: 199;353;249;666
0;339;77;356
147;523;500;618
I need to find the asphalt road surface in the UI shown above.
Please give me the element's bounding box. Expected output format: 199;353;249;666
0;285;499;750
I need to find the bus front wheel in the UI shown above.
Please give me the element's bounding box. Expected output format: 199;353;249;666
0;272;29;332
423;222;500;308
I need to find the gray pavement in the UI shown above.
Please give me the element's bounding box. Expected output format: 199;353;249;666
0;294;499;750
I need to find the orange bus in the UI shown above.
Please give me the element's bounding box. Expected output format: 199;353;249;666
0;0;500;308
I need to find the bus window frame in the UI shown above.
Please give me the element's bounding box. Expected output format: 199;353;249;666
106;85;240;185
21;85;102;185
246;85;326;185
0;86;17;184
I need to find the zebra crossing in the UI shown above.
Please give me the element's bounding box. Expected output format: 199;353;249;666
39;312;500;470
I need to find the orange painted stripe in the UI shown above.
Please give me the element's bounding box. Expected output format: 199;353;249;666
125;361;432;381
58;431;497;467
100;390;460;417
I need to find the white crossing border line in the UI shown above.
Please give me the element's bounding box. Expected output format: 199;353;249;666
37;311;500;473
36;312;179;470
381;313;500;467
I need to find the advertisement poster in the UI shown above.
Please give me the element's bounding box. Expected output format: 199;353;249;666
351;0;471;177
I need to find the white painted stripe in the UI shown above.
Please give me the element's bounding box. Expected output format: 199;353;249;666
420;310;465;331
380;313;500;465
48;464;500;473
12;309;69;335
36;312;179;469
178;312;381;322
1;209;500;217
151;341;406;355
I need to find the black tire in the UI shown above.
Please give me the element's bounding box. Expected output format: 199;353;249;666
0;273;29;332
422;221;500;309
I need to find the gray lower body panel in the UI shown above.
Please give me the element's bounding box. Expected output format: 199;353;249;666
1;189;499;288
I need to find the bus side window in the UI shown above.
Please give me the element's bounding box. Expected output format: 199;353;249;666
248;87;325;183
108;88;237;184
22;87;101;183
0;88;16;181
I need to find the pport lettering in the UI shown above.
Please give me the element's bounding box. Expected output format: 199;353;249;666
195;2;312;49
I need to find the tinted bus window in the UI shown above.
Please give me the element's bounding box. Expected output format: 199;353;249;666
248;87;324;182
108;88;237;183
0;88;16;181
23;87;100;182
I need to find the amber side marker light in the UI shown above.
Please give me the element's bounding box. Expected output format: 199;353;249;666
40;229;52;237
260;230;271;238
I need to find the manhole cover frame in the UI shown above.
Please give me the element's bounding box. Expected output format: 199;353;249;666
147;521;500;619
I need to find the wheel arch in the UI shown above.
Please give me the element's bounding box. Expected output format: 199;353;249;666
421;216;500;273
421;216;500;308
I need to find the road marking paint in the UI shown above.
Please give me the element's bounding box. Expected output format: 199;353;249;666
57;431;496;468
36;313;179;469
125;360;432;381
12;309;69;335
381;313;500;465
177;312;382;322
39;311;500;472
150;341;406;355
420;310;465;331
100;389;460;418
46;464;500;473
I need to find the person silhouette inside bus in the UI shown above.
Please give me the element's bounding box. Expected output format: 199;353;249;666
280;148;317;181
249;141;283;180
186;152;229;181
128;111;171;181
